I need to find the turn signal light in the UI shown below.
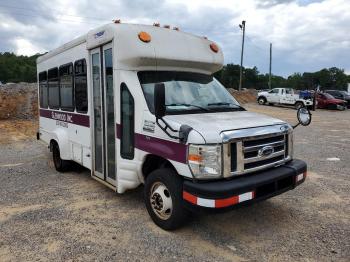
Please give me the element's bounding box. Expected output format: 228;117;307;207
138;31;151;43
188;154;203;163
210;43;219;53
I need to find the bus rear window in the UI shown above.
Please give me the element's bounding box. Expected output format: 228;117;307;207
59;63;74;111
39;71;48;108
75;59;88;113
48;68;59;109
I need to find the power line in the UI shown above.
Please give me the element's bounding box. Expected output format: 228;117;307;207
0;3;110;22
0;10;105;25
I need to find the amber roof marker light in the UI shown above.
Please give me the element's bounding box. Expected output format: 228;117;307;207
210;43;219;53
138;31;151;43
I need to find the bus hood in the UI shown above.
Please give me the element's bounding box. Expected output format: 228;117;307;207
165;111;286;143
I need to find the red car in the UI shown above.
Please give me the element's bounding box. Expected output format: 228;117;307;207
316;93;347;110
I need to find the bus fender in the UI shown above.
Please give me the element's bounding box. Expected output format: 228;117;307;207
50;128;71;160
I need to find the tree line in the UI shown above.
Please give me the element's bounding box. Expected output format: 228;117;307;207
214;64;350;91
0;52;349;91
0;52;40;83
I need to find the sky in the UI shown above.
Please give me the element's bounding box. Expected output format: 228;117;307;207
0;0;349;77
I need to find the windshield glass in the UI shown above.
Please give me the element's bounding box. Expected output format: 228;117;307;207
138;71;242;114
323;93;335;99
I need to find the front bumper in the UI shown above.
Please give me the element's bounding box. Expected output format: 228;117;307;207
182;159;307;212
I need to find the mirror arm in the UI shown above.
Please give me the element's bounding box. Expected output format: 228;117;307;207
156;117;180;140
293;122;300;129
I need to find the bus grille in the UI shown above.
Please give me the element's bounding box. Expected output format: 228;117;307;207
231;134;289;173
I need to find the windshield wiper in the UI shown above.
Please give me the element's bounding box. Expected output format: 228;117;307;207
166;103;210;111
207;102;245;110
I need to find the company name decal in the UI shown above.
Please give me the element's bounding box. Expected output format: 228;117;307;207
40;109;90;127
51;112;73;123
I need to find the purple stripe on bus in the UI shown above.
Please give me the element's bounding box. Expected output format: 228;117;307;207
40;109;90;127
116;124;187;164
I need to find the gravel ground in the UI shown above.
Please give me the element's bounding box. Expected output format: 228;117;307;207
0;104;349;262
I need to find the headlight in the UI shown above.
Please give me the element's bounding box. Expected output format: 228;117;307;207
188;144;222;179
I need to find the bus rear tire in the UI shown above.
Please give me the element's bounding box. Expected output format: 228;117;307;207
144;168;189;230
52;142;70;172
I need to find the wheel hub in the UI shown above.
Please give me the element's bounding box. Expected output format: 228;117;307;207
150;182;173;220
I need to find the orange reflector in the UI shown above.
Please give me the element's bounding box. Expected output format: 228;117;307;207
188;154;202;162
215;196;239;208
210;43;219;53
138;31;151;43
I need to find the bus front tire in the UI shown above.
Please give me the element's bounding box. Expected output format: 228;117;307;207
52;142;70;172
144;168;189;230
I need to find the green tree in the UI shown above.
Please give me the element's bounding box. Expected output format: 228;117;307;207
0;52;40;83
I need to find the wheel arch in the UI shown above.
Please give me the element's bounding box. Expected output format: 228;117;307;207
295;100;305;106
142;154;178;180
48;129;70;160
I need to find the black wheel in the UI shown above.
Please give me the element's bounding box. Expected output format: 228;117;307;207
144;168;189;230
52;142;70;172
258;97;266;105
295;102;304;110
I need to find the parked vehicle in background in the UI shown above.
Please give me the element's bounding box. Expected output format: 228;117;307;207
325;90;350;108
316;93;347;110
257;88;313;109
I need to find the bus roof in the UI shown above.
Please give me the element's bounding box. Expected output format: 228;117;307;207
37;23;223;74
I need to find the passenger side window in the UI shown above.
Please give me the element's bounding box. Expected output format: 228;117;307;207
59;63;74;111
39;71;48;108
75;59;88;113
48;68;59;109
120;83;135;159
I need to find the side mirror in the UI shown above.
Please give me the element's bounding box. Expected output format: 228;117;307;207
297;107;312;126
154;83;166;119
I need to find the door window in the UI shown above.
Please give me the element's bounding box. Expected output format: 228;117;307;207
104;48;116;179
120;83;135;159
92;53;103;174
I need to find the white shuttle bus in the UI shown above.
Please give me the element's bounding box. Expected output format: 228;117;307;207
37;23;311;230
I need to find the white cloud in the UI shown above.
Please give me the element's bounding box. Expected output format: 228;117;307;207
14;38;44;56
0;0;349;76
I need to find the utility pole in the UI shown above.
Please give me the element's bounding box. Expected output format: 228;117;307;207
269;43;272;90
239;20;246;91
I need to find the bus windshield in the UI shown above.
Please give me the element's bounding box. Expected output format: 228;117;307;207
138;71;243;114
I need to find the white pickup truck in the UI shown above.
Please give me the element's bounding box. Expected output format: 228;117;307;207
257;88;313;109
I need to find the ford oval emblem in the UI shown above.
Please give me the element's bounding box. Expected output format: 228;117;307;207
280;125;288;132
258;146;274;157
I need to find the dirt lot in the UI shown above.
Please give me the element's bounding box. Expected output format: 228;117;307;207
0;104;349;262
